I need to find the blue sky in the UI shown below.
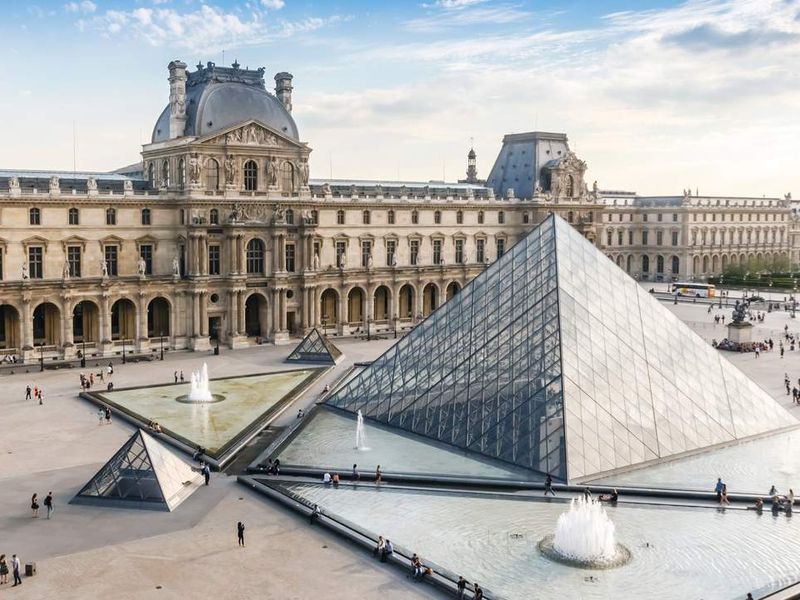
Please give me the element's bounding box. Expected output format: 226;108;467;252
1;0;798;196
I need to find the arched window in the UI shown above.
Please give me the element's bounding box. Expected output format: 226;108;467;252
656;255;664;273
243;160;258;191
210;209;219;225
206;159;219;191
434;210;441;224
162;160;170;187
363;210;371;225
177;158;185;187
671;256;680;273
337;210;345;225
246;239;265;274
141;208;151;226
286;209;294;225
478;210;484;224
106;208;116;226
388;210;395;225
498;210;505;224
281;162;295;193
147;163;155;187
567;211;574;223
565;175;574;197
411;210;419;225
29;207;41;225
642;255;650;272
456;210;463;224
68;207;79;226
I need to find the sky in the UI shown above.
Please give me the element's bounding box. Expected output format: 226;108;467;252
1;0;798;196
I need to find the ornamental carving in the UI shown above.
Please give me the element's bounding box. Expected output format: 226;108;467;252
208;123;279;146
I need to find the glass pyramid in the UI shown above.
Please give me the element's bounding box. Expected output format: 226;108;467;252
287;328;343;364
326;215;795;482
73;429;201;511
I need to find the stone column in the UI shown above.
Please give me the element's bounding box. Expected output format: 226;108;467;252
192;292;200;337
271;288;280;335
338;289;347;334
238;235;245;273
62;305;74;349
101;295;111;344
200;292;208;336
280;289;287;331
238;291;245;336
229;291;239;336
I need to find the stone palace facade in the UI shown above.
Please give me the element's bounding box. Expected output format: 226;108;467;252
0;60;793;361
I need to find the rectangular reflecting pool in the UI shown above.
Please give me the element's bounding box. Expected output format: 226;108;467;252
93;368;323;457
284;482;800;600
277;408;536;480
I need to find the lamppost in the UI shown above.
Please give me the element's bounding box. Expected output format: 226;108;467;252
365;314;371;341
81;338;86;369
393;315;398;339
321;318;327;336
122;338;127;364
213;323;220;356
719;276;724;308
159;331;165;361
39;344;44;372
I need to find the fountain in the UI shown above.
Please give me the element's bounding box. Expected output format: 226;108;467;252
355;410;369;450
177;363;224;404
538;496;631;569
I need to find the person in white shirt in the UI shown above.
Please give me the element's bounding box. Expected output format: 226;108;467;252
11;554;21;586
323;472;332;484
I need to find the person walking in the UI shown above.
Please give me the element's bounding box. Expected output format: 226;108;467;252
11;554;21;587
473;583;484;599
309;503;320;525
38;389;43;405
31;493;39;518
180;370;184;382
202;462;211;486
375;465;382;485
174;371;178;383
0;554;9;584
108;362;113;376
44;491;53;519
25;385;31;400
457;576;468;599
237;521;245;547
715;478;725;503
544;474;556;496
105;407;112;424
352;463;360;481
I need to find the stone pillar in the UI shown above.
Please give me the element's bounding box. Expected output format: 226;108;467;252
237;235;245;273
192;292;200;337
416;284;424;321
238;292;245;336
200;292;208;336
338;289;347;335
229;291;239;336
280;289;287;331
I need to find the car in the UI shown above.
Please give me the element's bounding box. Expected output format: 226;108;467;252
747;295;766;303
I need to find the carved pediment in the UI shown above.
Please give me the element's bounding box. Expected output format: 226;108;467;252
62;235;89;250
199;120;304;149
22;235;50;249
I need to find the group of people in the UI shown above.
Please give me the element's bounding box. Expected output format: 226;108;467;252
24;385;44;405
2;353;19;364
260;458;281;475
752;486;796;514
146;420;163;433
97;406;112;425
29;491;54;519
782;374;800;404
0;554;22;586
714;478;732;505
80;363;115;392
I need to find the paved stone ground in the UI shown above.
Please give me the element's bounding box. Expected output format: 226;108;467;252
1;301;797;599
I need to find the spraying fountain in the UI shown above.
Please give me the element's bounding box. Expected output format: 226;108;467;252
176;363;225;404
538;496;631;569
355;410;369;450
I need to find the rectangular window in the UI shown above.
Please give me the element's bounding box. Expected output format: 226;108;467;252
657;213;663;222
67;246;81;278
643;214;648;222
628;231;634;245
672;213;678;222
455;239;464;264
618;213;623;222
410;240;419;266
496;238;505;259
361;241;371;268
476;239;485;263
617;231;623;245
104;245;118;277
388;210;395;225
29;246;43;279
386;240;396;266
313;240;321;261
432;239;442;265
656;231;663;246
523;212;529;224
337;210;345;225
209;244;221;275
335;241;346;267
139;244;153;275
671;232;679;246
285;243;296;272
642;231;649;245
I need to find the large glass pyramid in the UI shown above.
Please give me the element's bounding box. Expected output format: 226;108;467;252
287;328;343;364
72;429;201;511
326;215;795;481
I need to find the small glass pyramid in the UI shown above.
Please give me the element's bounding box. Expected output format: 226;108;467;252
287;328;343;364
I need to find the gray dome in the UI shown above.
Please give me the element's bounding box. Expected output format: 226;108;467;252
151;65;298;143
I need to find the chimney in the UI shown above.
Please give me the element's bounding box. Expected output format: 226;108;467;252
168;60;188;138
274;72;293;113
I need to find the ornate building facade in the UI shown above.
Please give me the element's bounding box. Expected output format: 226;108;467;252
0;61;792;362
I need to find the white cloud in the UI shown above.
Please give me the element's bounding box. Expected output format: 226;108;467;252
65;1;97;14
428;0;488;8
261;0;285;9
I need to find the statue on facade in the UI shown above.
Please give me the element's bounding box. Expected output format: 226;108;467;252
224;156;236;185
312;252;320;271
21;261;29;280
592;180;599;196
349;184;357;197
367;255;374;269
229;203;244;223
49;176;59;191
506;187;515;199
786;192;792;200
272;204;286;224
123;179;133;192
9;176;19;190
298;159;310;185
100;259;109;278
375;184;383;197
172;254;181;277
337;251;346;269
87;177;98;192
62;259;70;280
266;157;278;186
321;182;332;196
389;253;397;267
189;154;201;183
137;256;147;276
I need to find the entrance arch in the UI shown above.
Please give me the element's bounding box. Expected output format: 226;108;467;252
373;286;390;321
111;299;136;341
348;287;365;323
320;289;339;326
73;300;100;343
147;297;171;338
244;293;269;337
398;284;415;319
446;281;461;301
33;302;61;346
0;304;21;350
422;283;438;316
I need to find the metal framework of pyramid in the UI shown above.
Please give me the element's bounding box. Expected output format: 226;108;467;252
72;429;202;511
326;214;795;482
287;328;343;364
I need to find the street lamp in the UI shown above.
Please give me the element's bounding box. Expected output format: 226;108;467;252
213;323;220;356
393;315;398;339
39;344;44;372
719;276;724;308
365;314;371;341
159;331;165;361
122;337;127;364
80;338;86;369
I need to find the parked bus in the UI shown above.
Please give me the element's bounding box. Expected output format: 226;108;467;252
671;282;716;298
